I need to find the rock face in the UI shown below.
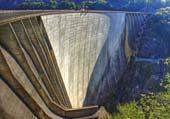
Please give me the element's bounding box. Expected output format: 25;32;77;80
104;14;170;113
42;12;144;108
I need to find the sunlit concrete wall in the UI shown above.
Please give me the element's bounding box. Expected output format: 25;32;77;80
42;12;127;108
0;79;37;119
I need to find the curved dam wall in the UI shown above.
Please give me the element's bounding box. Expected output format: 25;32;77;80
0;11;148;118
42;12;128;108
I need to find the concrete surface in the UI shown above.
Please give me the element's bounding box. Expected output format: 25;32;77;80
0;78;37;119
42;12;127;107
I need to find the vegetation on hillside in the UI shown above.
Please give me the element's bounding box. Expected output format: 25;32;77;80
19;0;48;9
105;101;145;119
18;0;99;9
105;58;170;119
17;0;170;11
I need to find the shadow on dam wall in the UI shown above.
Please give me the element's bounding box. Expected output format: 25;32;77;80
42;12;130;108
83;13;127;106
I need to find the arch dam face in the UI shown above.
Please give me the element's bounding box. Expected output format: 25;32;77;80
0;10;148;118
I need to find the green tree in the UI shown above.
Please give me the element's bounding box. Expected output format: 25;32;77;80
98;0;107;4
50;0;57;9
19;0;47;9
106;101;145;119
161;73;170;90
139;59;170;119
105;58;170;119
139;93;166;119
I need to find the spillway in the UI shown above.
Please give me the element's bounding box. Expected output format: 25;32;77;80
0;10;148;119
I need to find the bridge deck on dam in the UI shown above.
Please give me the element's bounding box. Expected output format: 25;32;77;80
0;10;149;119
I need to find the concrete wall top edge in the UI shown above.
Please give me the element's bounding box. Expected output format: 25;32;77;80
0;10;150;26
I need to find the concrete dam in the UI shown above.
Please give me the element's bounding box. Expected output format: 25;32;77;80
0;10;148;119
